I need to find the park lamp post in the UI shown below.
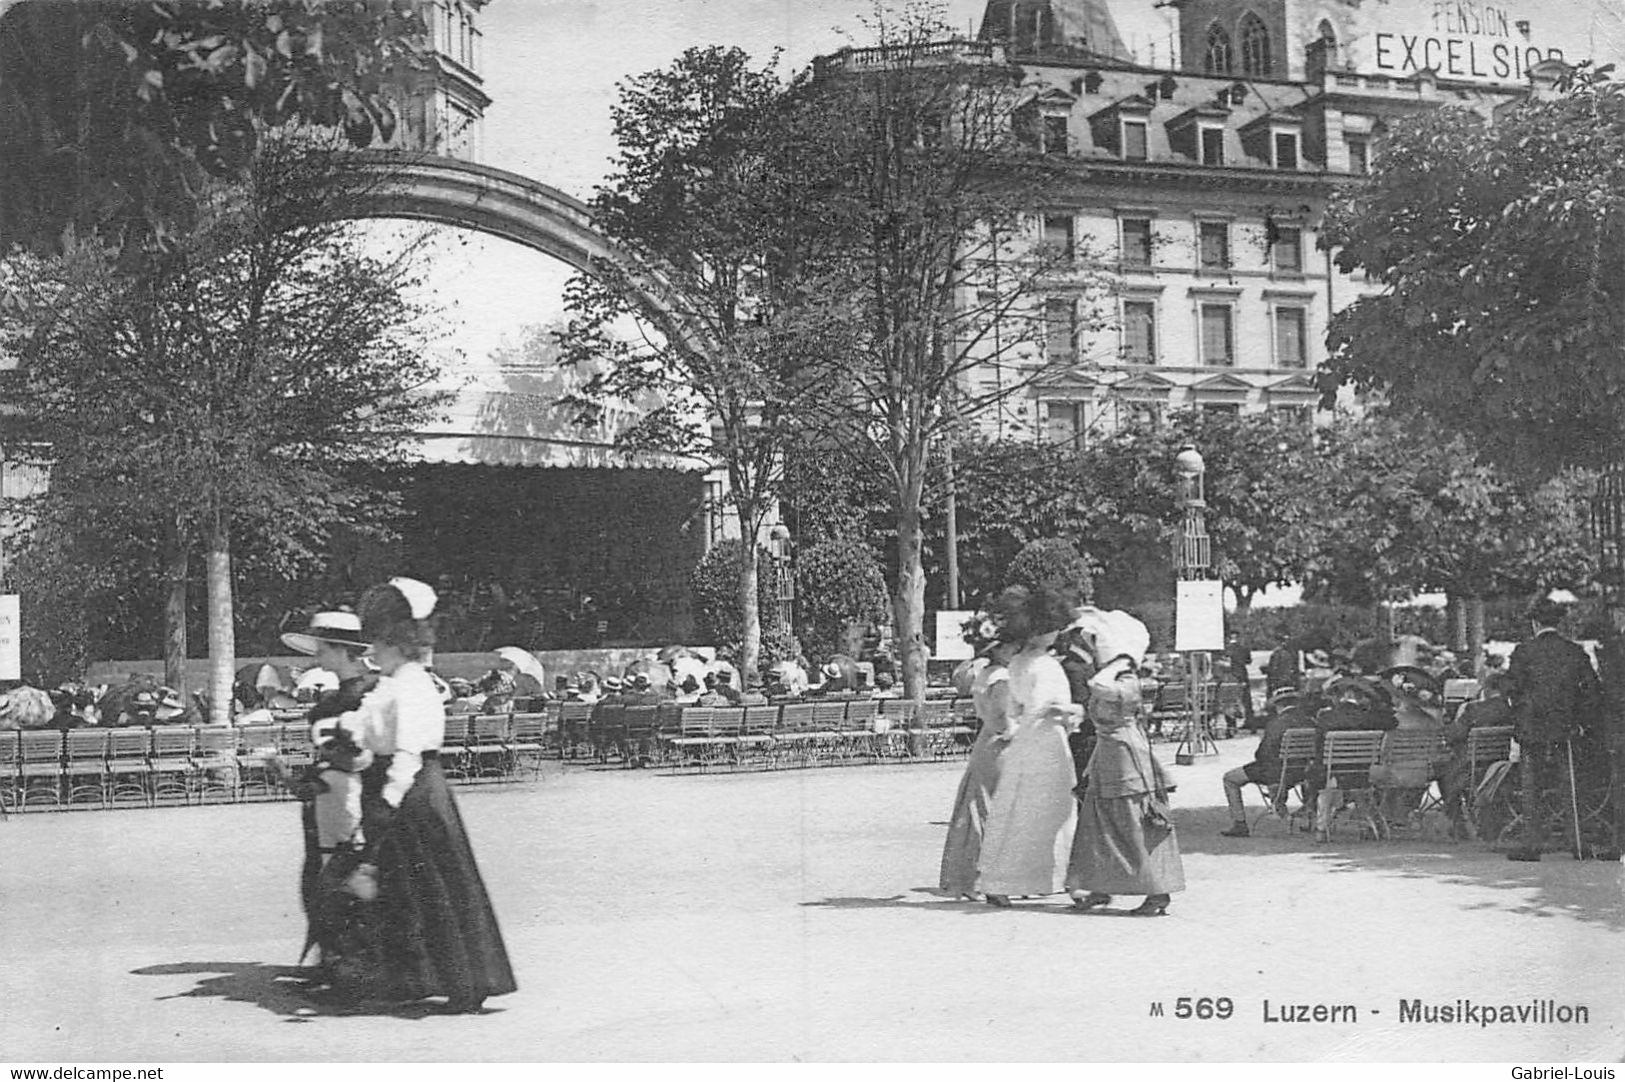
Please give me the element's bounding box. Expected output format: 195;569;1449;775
768;523;795;637
1172;444;1219;765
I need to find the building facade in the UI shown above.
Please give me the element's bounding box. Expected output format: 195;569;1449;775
966;0;1565;447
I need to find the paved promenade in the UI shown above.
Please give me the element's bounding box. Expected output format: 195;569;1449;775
2;740;1620;1062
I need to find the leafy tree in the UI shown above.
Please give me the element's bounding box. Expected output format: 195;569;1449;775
0;0;427;255
556;45;830;689
690;539;774;648
1074;411;1329;616
784;2;1104;697
1319;67;1625;476
0;131;448;718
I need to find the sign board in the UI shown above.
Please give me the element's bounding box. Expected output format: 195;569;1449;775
0;594;18;681
933;610;977;661
1361;0;1564;85
1174;580;1225;653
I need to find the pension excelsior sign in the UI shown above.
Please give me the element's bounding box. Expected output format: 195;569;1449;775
1369;0;1565;84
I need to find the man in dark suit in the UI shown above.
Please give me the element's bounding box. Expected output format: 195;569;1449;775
1504;597;1601;861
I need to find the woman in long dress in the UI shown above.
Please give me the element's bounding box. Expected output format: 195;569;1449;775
339;577;518;1011
939;637;1018;898
974;585;1085;907
1066;645;1186;917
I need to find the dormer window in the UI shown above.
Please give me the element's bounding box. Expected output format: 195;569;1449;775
1274;131;1299;169
1122;118;1148;160
1043;115;1069;155
1200;126;1225;165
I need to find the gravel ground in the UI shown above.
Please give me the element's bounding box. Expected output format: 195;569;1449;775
1;739;1621;1062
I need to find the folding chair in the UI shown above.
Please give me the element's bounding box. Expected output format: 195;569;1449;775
1249;727;1318;832
709;707;746;770
948;698;980;753
844;699;884;762
64;728;112;808
667;707;717;771
557;702;594;761
591;703;627;764
0;729;22;814
150;726;198;804
193;726;243;803
622;705;660;768
1371;730;1447;839
18;730;65;809
106;727;155;806
1150;681;1188;739
739;705;779;769
508;712;549;778
648;703;684;767
467;714;514;780
1317;730;1387;841
439;715;473;780
809;702;847;765
774;703;819;768
1465;726;1516;844
917;700;958;760
234;723;282;799
274;721;315;773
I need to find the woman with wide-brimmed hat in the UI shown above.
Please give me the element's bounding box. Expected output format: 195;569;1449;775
939;612;1019;899
277;610;378;983
325;578;517;1012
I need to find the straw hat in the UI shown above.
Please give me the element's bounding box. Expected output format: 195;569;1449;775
281;611;367;656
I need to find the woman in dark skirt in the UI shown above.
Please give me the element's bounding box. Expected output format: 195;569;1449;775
340;577;517;1012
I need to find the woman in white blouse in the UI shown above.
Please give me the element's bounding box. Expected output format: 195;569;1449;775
339;578;516;1013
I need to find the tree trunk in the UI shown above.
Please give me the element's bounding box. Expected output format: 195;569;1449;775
162;528;189;696
206;515;235;726
1233;586;1255;626
1465;595;1487;678
894;499;928;703
739;539;761;690
1448;593;1469;652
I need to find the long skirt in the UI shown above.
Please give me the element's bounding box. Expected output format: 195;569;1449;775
1066;790;1186;896
939;729;1006;895
368;760;517;1004
975;723;1077;897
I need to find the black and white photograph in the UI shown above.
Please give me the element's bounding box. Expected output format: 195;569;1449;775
1;0;1624;1066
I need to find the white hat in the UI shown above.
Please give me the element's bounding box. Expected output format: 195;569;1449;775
1074;608;1150;669
821;661;842;679
388;577;438;620
281;611;366;656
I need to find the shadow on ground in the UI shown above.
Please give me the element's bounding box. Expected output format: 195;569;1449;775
129;962;451;1021
1171;799;1625;929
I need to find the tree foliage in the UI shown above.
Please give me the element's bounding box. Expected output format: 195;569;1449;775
792;538;891;663
1319;66;1625;475
0;131;448;701
1005;537;1092;602
0;0;428;254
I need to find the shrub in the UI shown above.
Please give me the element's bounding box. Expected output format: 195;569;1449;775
690;539;774;646
794;539;891;662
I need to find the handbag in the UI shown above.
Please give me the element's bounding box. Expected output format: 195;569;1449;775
1134;744;1175;842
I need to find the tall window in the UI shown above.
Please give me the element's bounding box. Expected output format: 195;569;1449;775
1123;301;1157;362
1240;13;1272;76
1272;225;1303;274
1274;307;1307;367
1121;217;1153;267
1043;214;1075;260
1200;304;1234;365
704;478;725;548
1202;402;1241;416
1200;126;1225;165
1045;298;1076;359
1274;131;1299;169
1122;118;1149;160
1044;401;1087;447
1121;401;1164;429
1043;115;1069;155
1198;221;1230;271
1346;135;1369;174
1204;22;1233;73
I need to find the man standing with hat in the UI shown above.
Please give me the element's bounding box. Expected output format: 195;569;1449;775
1504;594;1601;862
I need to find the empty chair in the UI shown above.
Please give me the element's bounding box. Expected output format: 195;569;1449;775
18;729;65;810
810;702;847;765
440;714;473;780
64;728;112;807
235;722;282;799
843;699;883;762
149;726;198;804
0;729;22;812
467;714;513;780
667;707;718;771
508;712;549;778
775;703;820;768
738;705;779;769
193;725;242;803
106;728;155;806
557;702;594;761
